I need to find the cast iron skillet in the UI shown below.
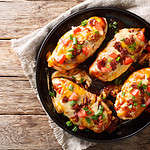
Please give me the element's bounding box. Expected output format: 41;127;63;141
36;7;150;142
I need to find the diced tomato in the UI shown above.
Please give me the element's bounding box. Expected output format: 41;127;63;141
146;45;150;53
79;125;86;130
78;109;87;118
62;39;71;46
100;66;111;73
146;98;150;106
56;54;66;64
82;47;88;56
69;92;79;101
130;89;140;97
147;85;150;93
73;27;81;34
95;21;103;31
137;31;145;42
123;56;134;65
109;52;118;59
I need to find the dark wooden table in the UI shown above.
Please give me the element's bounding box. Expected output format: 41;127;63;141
0;0;149;149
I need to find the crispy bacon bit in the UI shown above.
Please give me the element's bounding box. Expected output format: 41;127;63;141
62;96;68;103
110;59;117;70
114;42;122;51
124;36;135;45
72;104;81;112
97;58;106;70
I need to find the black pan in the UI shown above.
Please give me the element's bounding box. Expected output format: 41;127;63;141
36;7;150;142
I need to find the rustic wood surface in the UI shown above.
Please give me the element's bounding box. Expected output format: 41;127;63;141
0;0;149;150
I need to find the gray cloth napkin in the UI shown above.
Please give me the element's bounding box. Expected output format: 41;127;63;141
11;0;150;149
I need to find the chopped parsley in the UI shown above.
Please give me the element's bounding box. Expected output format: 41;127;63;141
77;44;82;50
70;101;76;106
85;117;91;124
49;91;55;97
72;76;76;80
116;56;120;62
142;84;147;89
81;20;88;26
102;96;106;100
122;92;125;96
83;107;89;111
128;104;133;109
73;37;77;45
70;34;73;40
133;101;138;106
129;42;136;51
67;53;73;59
141;104;146;107
67;48;74;52
132;96;135;100
86;111;92;115
121;38;125;41
72;125;78;132
66;121;72;127
80;78;84;84
138;81;142;88
128;87;133;91
68;84;74;91
91;115;98;120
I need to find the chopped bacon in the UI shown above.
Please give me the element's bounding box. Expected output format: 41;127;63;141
62;96;68;103
110;59;117;70
97;58;106;70
109;52;118;59
124;36;135;45
89;19;96;26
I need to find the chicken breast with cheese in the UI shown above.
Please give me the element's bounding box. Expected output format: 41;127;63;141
47;17;107;71
89;28;146;81
52;77;112;133
115;68;150;120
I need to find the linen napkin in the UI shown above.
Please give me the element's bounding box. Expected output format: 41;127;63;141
11;0;150;150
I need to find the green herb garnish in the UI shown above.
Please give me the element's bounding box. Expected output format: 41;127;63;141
85;117;91;124
108;58;112;62
128;87;133;91
49;91;55;97
72;76;76;80
141;104;146;107
83;107;89;111
121;38;125;41
66;121;72;127
70;34;73;40
138;81;142;88
147;92;150;96
70;101;77;106
133;102;138;106
87;111;92;115
73;37;77;45
95;30;99;34
113;21;118;25
132;96;135;100
77;44;82;50
72;125;78;132
67;53;73;59
116;56;120;62
122;92;125;96
80;78;84;84
68;84;74;91
81;20;88;26
129;42;136;51
142;84;147;89
91;115;98;120
67;48;74;52
128;104;133;109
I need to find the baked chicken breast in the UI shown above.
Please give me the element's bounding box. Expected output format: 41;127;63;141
47;16;107;71
89;28;146;81
115;68;150;120
52;77;112;133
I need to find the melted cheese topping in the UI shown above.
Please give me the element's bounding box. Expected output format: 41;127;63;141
47;16;108;71
89;28;146;82
52;77;112;133
115;68;150;120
